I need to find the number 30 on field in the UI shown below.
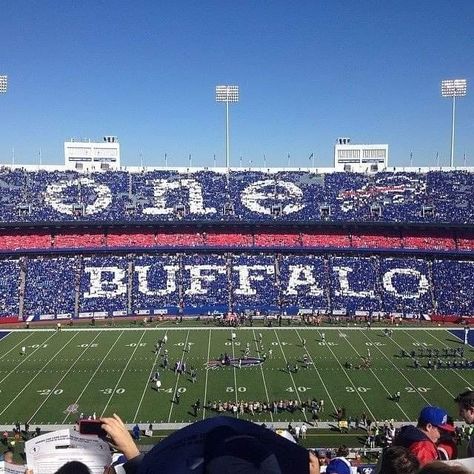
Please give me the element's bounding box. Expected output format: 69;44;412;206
345;386;370;393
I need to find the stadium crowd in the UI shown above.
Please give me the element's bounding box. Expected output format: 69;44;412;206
0;168;472;224
0;253;471;320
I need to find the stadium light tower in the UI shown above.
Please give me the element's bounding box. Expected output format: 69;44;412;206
441;79;467;167
216;85;239;169
0;75;7;94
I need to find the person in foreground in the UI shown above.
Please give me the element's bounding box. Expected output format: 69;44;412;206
374;445;421;474
392;406;455;466
455;390;474;457
116;415;320;473
100;414;143;472
418;461;470;473
324;456;352;474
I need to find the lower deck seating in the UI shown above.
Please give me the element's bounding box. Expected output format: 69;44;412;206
2;252;471;319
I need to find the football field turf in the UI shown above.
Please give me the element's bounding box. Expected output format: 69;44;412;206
0;326;472;427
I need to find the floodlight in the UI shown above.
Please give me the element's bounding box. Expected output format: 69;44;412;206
216;85;240;168
216;85;239;103
0;75;7;93
441;79;468;167
441;79;467;97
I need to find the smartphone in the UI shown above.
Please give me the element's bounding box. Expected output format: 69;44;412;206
79;420;107;438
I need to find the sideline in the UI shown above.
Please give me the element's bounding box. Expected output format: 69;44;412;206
0;326;462;332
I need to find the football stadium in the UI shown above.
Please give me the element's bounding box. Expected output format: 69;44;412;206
0;167;472;431
0;123;473;474
1;3;473;471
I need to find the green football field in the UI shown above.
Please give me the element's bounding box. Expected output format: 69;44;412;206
0;326;472;427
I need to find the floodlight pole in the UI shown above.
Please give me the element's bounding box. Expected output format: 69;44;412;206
216;85;239;170
225;99;230;168
441;79;467;167
450;95;456;167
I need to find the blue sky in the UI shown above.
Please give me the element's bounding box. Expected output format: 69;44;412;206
0;0;473;169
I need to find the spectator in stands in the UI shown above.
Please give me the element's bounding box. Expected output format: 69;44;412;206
437;417;457;461
325;456;352;474
454;390;474;457
418;461;470;473
55;461;91;473
392;406;455;466
132;424;140;440
315;450;327;469
374;446;420;474
3;450;14;463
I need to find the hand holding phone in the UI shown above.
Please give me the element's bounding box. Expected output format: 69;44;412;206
79;420;107;438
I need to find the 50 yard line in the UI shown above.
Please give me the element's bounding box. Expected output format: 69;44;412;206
252;329;273;423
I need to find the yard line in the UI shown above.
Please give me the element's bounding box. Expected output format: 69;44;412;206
423;330;474;389
202;329;212;420
252;329;273;423
62;331;125;423
273;329;307;422
293;329;337;414
167;330;191;423
28;332;103;423
317;329;376;421
399;330;457;398
231;330;239;409
0;332;81;417
337;329;409;421
0;332;63;386
359;330;432;405
0;332;35;362
133;330;169;423
100;331;147;418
